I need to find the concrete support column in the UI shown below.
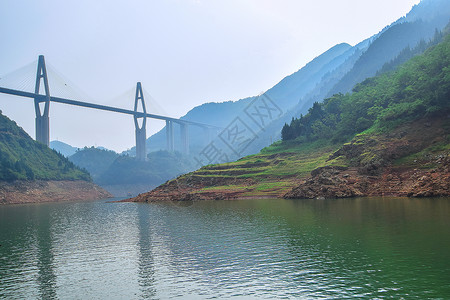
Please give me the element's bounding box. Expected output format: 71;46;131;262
134;82;147;161
166;120;174;152
34;55;50;146
35;116;49;146
135;127;146;161
180;123;189;155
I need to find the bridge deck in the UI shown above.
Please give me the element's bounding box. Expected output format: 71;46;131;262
0;86;220;129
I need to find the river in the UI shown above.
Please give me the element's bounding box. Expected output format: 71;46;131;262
1;197;449;299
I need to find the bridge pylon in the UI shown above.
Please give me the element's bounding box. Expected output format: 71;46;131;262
134;82;147;161
34;55;50;146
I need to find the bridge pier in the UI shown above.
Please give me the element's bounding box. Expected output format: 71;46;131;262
180;124;189;155
134;82;147;161
166;120;174;152
34;55;50;146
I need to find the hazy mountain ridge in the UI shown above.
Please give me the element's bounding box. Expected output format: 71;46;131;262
238;0;450;156
50;140;78;157
141;0;450;163
241;40;371;154
141;42;356;155
265;43;352;107
328;18;449;96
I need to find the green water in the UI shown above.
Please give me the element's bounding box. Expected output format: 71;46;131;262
1;197;449;299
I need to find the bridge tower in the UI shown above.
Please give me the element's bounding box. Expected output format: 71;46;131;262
134;82;147;161
34;55;50;146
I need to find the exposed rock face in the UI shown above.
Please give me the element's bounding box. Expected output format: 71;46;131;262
284;166;366;199
0;180;113;204
285;116;449;199
285;154;449;199
406;157;450;197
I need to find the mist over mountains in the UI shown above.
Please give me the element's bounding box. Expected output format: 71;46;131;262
136;0;450;163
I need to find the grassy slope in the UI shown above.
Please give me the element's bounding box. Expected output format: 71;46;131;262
174;140;340;197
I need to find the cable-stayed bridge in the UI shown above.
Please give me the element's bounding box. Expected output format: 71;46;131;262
0;55;220;160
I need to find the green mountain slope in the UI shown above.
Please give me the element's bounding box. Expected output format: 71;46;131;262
282;30;450;144
0;111;90;182
69;147;119;180
130;26;450;202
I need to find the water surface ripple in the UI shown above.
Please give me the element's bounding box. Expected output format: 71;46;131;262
1;197;449;299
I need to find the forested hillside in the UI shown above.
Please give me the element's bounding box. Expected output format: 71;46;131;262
69;147;119;180
281;30;450;143
0;111;90;182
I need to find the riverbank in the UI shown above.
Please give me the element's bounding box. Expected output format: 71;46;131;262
0;180;112;204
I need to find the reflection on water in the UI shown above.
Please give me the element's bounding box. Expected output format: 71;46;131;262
137;204;156;299
35;206;57;299
1;197;450;299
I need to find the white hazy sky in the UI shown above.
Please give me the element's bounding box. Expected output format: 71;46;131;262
0;0;420;152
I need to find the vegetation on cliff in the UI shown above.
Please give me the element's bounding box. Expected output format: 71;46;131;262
281;31;450;143
0;111;90;182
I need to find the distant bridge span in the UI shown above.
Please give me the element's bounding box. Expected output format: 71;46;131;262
0;55;220;160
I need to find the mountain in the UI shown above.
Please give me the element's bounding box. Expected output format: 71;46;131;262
397;0;450;24
328;19;448;96
97;150;195;196
129;42;355;156
240;0;450;156
136;0;450;166
129;24;450;202
67;146;195;196
50;140;78;157
327;0;450;96
68;146;119;180
0;111;111;204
